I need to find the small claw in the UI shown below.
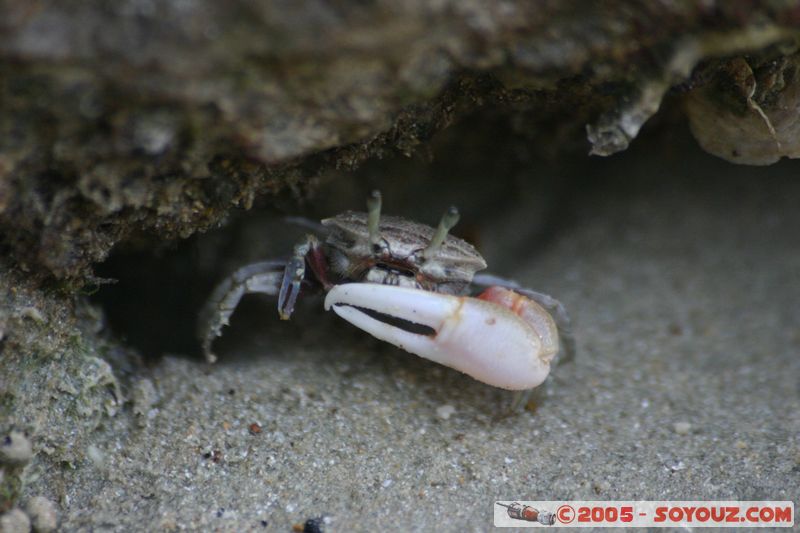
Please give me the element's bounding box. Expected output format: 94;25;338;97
324;284;556;390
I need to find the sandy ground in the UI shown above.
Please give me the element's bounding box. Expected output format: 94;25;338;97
23;139;800;531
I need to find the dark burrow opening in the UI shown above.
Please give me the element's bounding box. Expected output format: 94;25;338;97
91;202;325;360
93;235;218;359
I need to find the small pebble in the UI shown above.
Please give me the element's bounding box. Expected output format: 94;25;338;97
663;458;686;472
0;508;31;533
435;404;455;420
25;496;57;533
303;517;324;533
674;421;692;435
1;431;33;465
86;445;105;468
20;307;43;323
132;378;158;418
594;480;612;493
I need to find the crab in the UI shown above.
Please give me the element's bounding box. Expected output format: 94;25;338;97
198;191;572;407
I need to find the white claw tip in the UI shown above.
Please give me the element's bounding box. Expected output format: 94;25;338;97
324;283;553;390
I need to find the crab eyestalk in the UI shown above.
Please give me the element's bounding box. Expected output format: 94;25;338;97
367;190;382;246
423;206;460;258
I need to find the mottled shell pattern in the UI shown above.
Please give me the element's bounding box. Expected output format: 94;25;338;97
322;211;487;295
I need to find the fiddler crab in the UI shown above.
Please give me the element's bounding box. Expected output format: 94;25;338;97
198;191;572;409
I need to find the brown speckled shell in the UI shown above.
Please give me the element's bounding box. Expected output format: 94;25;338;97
321;211;487;287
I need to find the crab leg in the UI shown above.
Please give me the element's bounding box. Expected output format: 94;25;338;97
324;283;558;391
198;261;286;363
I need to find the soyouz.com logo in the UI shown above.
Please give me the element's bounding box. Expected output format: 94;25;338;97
493;501;794;527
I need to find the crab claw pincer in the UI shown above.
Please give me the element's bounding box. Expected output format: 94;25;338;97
323;284;558;390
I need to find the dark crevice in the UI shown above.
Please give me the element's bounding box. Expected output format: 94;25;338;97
92;236;213;359
91;206;318;360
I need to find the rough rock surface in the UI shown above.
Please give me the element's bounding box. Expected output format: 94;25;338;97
1;1;800;280
0;260;131;511
687;51;800;165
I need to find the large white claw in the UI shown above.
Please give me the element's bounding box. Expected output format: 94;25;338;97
324;283;556;390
